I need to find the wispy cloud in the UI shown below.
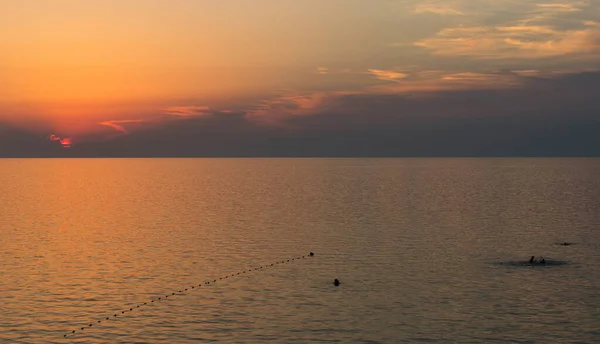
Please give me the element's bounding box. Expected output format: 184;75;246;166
415;24;600;59
244;70;532;125
520;2;588;25
368;71;524;95
408;0;590;21
246;92;355;126
164;106;212;117
410;1;600;60
316;67;329;75
412;1;464;15
93;106;231;140
512;67;600;78
100;120;144;135
368;69;409;82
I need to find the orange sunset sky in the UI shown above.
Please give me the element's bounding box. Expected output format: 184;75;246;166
1;0;599;156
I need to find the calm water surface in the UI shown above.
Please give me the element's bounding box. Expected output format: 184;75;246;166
1;158;599;343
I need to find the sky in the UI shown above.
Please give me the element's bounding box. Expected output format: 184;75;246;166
1;0;599;157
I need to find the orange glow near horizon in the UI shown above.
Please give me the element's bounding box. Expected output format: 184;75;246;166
1;1;599;142
0;1;330;138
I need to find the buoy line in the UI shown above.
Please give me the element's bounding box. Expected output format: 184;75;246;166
64;252;315;338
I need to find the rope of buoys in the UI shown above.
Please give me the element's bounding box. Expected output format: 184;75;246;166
64;252;314;338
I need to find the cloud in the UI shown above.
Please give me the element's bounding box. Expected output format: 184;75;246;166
441;72;522;85
99;120;144;135
521;2;588;25
246;92;350;125
410;0;600;60
242;67;546;126
4;71;600;157
240;68;600;136
512;67;599;78
368;69;409;82
414;24;600;59
242;71;530;127
366;70;525;96
408;0;590;21
127;71;600;156
88;106;235;142
316;67;329;75
164;106;212;117
412;1;464;15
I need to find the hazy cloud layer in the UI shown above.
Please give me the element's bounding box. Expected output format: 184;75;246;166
3;71;598;157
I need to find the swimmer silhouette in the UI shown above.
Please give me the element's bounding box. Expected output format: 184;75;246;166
333;278;340;286
309;252;314;257
539;257;546;264
529;256;535;263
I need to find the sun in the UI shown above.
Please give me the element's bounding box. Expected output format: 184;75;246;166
49;134;72;148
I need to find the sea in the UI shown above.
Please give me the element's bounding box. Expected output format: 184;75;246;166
0;158;599;343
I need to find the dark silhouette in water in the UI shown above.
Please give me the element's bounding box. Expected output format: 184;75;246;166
528;256;546;264
309;252;314;257
499;257;567;267
555;242;577;246
333;279;340;286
